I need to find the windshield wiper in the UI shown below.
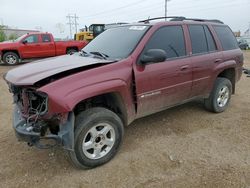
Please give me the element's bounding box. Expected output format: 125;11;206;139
90;51;109;59
79;50;89;56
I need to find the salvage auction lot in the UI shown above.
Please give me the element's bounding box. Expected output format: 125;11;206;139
0;52;250;188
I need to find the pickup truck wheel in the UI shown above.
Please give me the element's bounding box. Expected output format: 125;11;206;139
66;48;77;54
3;52;19;65
204;77;232;113
68;107;124;169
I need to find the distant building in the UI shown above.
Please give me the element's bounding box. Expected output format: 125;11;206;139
2;27;39;38
233;31;241;37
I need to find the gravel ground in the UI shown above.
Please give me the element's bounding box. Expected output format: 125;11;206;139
0;52;250;188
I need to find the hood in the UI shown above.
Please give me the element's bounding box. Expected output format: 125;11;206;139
1;40;15;43
5;54;113;85
0;41;19;48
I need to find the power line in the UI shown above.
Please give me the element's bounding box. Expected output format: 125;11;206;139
81;0;148;18
169;1;250;15
82;0;248;22
82;3;165;22
79;0;250;25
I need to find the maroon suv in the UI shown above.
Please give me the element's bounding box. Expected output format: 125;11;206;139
4;17;243;169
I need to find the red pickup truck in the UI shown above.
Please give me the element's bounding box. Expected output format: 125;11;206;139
0;32;88;65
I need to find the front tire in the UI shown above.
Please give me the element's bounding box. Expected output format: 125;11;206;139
204;77;232;113
2;52;19;65
68;107;124;169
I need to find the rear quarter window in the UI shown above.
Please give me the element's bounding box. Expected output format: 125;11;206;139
213;25;239;50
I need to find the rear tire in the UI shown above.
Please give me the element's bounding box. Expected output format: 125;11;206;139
204;77;232;113
68;107;124;169
3;52;19;65
66;48;77;54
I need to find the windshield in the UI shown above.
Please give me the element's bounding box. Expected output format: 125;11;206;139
82;25;149;59
14;34;27;42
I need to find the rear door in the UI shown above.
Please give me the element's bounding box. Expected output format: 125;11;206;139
188;24;223;97
39;34;56;57
20;34;41;58
134;25;192;117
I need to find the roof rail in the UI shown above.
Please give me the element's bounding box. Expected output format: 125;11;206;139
138;16;185;23
138;16;224;24
170;17;224;24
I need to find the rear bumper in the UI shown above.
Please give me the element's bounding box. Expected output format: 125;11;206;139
13;106;75;150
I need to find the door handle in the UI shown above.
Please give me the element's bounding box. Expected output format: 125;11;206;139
214;58;222;63
180;65;189;71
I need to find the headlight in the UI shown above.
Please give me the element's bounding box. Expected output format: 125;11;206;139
26;90;48;116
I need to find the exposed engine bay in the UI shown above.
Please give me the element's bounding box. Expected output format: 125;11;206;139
8;84;67;148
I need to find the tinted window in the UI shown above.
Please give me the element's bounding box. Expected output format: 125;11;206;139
24;35;38;43
83;25;149;59
42;34;51;42
188;25;207;54
144;26;186;59
204;26;217;51
213;26;238;50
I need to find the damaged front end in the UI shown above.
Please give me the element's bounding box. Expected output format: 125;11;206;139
9;84;74;150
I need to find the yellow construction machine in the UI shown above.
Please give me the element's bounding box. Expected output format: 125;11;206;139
74;23;128;41
74;24;105;41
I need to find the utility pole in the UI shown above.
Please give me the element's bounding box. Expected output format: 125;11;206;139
0;18;3;26
165;0;171;20
249;22;250;36
66;14;79;39
74;14;78;34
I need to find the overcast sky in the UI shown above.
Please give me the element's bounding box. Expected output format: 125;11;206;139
1;0;250;38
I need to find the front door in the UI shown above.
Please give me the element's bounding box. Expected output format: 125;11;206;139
20;34;41;59
134;25;192;118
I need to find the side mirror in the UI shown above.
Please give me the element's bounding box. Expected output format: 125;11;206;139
140;49;167;64
22;40;27;44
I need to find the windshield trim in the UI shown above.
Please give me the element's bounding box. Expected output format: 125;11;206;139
126;25;152;59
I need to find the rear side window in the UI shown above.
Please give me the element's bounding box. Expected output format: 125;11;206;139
144;26;186;59
42;34;51;42
213;26;238;50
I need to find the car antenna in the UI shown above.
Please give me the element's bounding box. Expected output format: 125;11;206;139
145;16;150;24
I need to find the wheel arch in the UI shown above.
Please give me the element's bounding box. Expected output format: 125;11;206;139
2;49;20;59
73;92;128;126
217;68;236;94
66;46;79;53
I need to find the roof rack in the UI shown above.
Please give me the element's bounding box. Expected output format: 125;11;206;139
138;16;184;23
138;16;224;24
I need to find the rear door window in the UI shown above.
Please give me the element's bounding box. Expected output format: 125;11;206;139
204;26;217;51
188;25;208;54
213;26;239;50
42;34;51;42
188;25;217;54
144;25;186;59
